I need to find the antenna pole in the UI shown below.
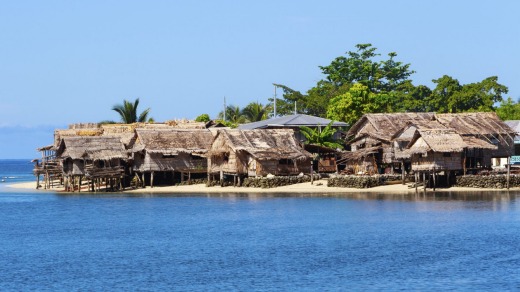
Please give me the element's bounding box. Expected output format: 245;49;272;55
274;85;277;117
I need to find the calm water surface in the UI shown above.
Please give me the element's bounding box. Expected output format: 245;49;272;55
1;160;520;290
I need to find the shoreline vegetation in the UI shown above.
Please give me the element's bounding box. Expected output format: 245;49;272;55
7;179;520;195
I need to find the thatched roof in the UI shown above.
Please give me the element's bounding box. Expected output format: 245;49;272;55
391;121;448;141
338;147;380;163
37;145;55;151
54;128;104;147
165;119;207;129
408;129;465;154
435;112;516;136
347;113;436;140
57;136;128;161
211;129;311;161
407;129;497;155
133;129;213;155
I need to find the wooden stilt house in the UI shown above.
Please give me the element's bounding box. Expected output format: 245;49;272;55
131;129;214;187
405;128;498;188
56;136;129;192
207;129;312;183
33;145;61;189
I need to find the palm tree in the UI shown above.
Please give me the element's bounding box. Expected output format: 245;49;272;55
112;98;151;123
242;102;268;122
299;121;344;149
218;105;246;125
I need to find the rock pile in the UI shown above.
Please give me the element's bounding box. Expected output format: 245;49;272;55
455;175;520;189
242;174;321;189
327;175;383;188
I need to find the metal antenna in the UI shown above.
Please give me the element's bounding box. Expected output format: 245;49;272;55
274;85;277;117
223;96;226;121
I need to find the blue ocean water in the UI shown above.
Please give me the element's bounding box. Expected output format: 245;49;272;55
0;159;34;185
1;160;520;290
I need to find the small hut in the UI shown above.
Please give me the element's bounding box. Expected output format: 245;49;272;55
131;129;214;187
56;136;128;192
435;112;516;168
207;129;312;184
33;145;61;189
406;129;497;188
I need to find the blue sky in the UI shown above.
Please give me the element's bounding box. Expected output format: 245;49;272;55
1;1;519;158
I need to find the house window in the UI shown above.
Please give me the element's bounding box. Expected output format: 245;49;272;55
279;159;293;165
443;153;451;157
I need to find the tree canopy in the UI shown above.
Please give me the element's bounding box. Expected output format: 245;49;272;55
271;44;510;126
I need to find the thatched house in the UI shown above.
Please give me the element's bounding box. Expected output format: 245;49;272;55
208;129;312;183
131;129;214;187
56;136;129;191
406;129;497;171
33;145;61;189
343;112;516;175
435;112;516;165
341;113;436;174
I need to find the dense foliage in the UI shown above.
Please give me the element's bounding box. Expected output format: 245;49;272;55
273;44;511;125
300;121;343;150
198;43;514;125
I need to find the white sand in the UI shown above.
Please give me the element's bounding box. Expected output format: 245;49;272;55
6;180;518;194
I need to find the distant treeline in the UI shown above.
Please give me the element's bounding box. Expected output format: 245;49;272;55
202;44;518;128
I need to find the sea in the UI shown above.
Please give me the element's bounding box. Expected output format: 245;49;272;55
1;159;520;290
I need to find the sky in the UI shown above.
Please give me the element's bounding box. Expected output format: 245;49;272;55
1;0;519;158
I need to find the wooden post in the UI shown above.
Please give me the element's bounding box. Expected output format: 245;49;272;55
415;172;418;192
151;171;155;188
188;172;191;184
401;161;405;185
423;172;426;190
181;172;184;183
507;156;511;190
311;161;314;185
463;156;467;175
36;174;40;189
233;175;237;187
220;170;224;187
433;170;436;191
447;171;451;187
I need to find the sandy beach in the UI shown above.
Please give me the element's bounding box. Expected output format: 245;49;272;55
6;179;519;195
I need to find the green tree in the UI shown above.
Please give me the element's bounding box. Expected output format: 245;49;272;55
242;102;268;122
326;83;376;125
112;98;152;123
429;75;508;113
300;121;344;149
319;44;415;92
195;113;210;122
496;97;520;120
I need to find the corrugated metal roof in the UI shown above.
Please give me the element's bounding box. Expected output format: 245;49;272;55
505;120;520;142
238;114;348;130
